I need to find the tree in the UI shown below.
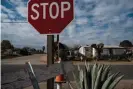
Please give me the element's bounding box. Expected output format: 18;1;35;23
97;43;104;60
42;46;45;52
1;40;14;53
20;47;29;56
119;40;133;47
91;44;97;48
30;48;36;54
54;42;69;60
54;42;69;51
91;43;104;60
72;44;81;50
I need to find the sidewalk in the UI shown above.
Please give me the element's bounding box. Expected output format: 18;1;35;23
24;80;133;89
73;60;133;65
40;55;133;65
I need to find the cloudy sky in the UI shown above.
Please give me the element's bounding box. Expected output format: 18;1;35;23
1;0;133;49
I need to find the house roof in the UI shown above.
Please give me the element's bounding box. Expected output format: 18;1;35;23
103;46;125;49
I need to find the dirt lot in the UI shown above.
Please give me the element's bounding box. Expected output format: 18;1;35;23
1;54;47;64
1;54;133;65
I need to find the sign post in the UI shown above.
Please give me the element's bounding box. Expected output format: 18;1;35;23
47;35;54;89
57;35;59;60
28;0;74;89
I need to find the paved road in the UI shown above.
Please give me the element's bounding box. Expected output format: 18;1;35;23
1;54;133;89
1;64;133;89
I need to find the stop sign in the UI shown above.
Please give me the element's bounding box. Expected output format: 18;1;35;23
28;0;74;34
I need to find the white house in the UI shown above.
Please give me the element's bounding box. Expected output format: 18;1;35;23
78;45;130;60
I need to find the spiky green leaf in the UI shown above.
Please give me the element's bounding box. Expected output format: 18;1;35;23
101;74;115;89
111;72;120;82
77;64;81;71
101;65;111;82
91;64;97;89
108;75;124;89
80;69;84;89
72;71;82;89
83;68;89;89
85;61;90;72
94;65;103;89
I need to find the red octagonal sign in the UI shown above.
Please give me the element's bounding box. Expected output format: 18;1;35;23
28;0;74;34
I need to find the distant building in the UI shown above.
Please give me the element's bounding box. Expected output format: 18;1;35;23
102;46;126;56
79;45;132;60
101;46;133;60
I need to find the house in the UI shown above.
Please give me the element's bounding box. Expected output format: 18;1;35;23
79;45;132;60
102;46;126;55
101;46;133;60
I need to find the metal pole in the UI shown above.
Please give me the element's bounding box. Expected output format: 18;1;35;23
47;35;54;89
57;35;59;60
57;35;59;42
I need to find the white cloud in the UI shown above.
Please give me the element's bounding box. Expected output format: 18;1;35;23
7;0;25;6
75;6;87;17
66;22;76;38
1;5;17;22
1;13;8;21
1;5;14;14
1;0;133;47
76;17;88;25
1;1;27;21
123;18;133;28
16;6;27;18
1;23;47;48
92;0;133;21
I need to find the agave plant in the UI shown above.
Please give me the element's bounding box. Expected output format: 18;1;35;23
72;62;124;89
